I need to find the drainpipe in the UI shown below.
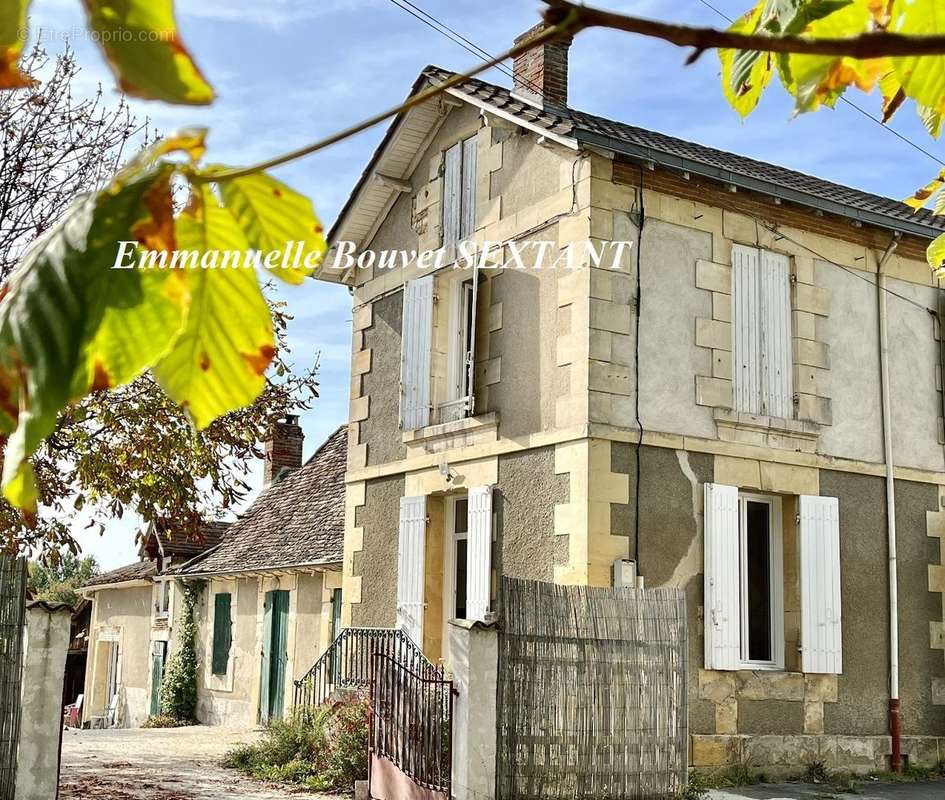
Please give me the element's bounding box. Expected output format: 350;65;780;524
877;233;902;771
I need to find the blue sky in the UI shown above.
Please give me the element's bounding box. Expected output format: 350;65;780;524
31;0;942;567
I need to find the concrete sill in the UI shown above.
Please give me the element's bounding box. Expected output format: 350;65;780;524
715;409;819;452
402;412;499;445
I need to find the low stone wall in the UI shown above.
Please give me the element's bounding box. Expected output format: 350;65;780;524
691;734;945;777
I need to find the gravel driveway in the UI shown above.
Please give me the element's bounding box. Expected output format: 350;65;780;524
59;725;345;799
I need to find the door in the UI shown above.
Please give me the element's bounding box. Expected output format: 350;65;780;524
259;590;290;723
149;641;167;717
329;588;342;683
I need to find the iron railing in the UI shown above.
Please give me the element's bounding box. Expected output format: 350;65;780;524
293;627;441;711
369;651;453;794
0;556;26;800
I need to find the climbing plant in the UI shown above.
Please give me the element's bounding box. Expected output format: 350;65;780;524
159;580;203;723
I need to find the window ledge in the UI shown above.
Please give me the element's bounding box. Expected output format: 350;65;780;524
714;409;819;452
403;412;498;445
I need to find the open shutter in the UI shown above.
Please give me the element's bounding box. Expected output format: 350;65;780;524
704;482;740;670
799;495;842;674
399;275;433;430
732;244;761;415
760;250;793;419
466;485;493;622
442;142;461;245
211;593;231;676
460;136;478;240
397;495;427;645
465;267;480;416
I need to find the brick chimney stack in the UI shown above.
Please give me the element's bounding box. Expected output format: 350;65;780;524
512;23;573;109
264;414;303;485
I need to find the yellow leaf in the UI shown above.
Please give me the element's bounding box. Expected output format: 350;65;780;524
718;4;774;118
927;232;945;277
218;171;326;285
0;0;34;89
152;184;274;430
83;0;214;105
891;0;945;112
903;169;945;209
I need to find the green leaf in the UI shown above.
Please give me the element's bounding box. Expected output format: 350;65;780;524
83;0;214;105
0;167;184;508
892;0;945;112
918;103;944;137
218;171;327;285
928;232;945;276
788;0;879;112
151;183;275;430
719;4;774;117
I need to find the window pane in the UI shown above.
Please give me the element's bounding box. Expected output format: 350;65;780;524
461;280;474;399
455;538;468;619
745;501;772;662
454;497;469;534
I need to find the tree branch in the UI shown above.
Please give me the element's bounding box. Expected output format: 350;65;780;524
543;0;945;61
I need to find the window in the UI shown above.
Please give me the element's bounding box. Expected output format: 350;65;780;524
440;276;478;423
738;493;784;668
155;580;171;619
704;484;842;675
731;244;793;418
442;135;477;245
448;496;470;620
211;592;232;676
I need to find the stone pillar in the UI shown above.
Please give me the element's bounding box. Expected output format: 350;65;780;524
449;619;498;800
16;601;72;800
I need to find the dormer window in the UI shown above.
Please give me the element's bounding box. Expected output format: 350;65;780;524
155;580;171;619
442;135;477;245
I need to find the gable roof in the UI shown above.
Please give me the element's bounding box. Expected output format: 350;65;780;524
325;65;943;264
141;520;230;561
82;560;156;590
176;426;347;576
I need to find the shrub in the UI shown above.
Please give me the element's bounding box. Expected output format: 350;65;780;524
142;714;197;729
222;696;369;792
159;581;203;722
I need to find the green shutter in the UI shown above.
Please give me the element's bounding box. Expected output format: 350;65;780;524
211;593;231;676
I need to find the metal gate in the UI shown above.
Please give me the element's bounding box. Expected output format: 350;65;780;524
496;577;688;800
0;556;26;800
369;651;453;800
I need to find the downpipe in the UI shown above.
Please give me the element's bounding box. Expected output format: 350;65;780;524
877;234;902;772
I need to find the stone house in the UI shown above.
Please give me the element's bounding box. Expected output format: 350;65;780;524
80;420;345;728
317;26;945;773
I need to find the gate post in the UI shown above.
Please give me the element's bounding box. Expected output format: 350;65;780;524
16;601;72;800
448;619;498;800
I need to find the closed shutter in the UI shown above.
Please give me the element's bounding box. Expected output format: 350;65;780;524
760;250;793;419
399;275;433;430
799;495;842;674
211;593;232;676
466;485;493;622
704;482;740;670
442;142;462;245
397;495;427;645
460;136;478;240
732;244;761;414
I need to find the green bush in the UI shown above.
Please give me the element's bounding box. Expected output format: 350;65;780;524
141;714;197;729
222;697;368;792
159;581;203;722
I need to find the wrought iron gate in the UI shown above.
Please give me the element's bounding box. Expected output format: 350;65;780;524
0;556;26;800
496;577;689;800
369;651;453;800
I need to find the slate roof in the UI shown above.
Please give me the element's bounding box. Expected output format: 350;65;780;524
418;66;945;240
177;426;347;576
82;560;157;589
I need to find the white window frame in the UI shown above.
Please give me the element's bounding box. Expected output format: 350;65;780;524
443;493;469;624
154;579;171;620
738;492;785;671
439;274;478;423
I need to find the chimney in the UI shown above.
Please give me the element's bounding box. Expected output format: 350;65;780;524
264;414;303;485
512;23;573;109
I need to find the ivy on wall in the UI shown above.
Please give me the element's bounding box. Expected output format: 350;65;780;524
159;580;204;723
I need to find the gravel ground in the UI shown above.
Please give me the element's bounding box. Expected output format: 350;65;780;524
708;779;945;800
59;725;346;799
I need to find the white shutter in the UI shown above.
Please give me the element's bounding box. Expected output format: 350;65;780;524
799;495;842;674
399;275;433;430
466;485;493;622
442;142;461;245
760;250;793;419
732;244;761;415
397;495;427;645
460;136;478;240
704;482;740;671
465;267;480;416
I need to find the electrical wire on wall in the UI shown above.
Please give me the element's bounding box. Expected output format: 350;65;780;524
632;163;646;565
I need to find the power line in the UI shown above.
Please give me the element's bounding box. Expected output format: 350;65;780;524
386;0;547;98
694;0;945;169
